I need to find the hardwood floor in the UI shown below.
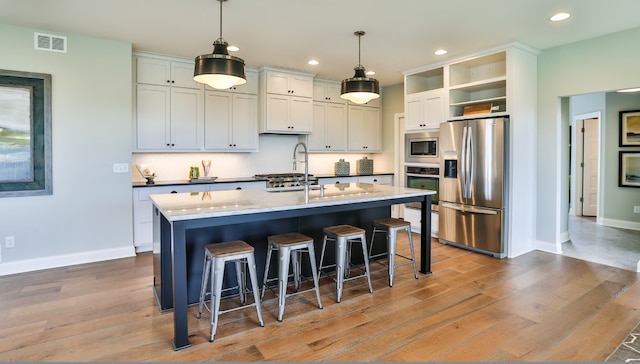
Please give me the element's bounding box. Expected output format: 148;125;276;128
0;236;638;362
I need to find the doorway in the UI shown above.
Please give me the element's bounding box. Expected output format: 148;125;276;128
570;113;601;219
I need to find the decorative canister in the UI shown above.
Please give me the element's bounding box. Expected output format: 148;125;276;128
334;159;350;176
356;157;373;175
189;166;200;179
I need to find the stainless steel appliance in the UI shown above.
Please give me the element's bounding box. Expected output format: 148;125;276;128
405;166;439;211
405;132;439;164
255;173;318;191
438;117;508;258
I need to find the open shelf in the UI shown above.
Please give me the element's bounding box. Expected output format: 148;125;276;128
405;67;444;94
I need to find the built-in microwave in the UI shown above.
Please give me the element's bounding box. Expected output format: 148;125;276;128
405;132;439;164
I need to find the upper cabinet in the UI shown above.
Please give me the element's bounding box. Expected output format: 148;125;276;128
259;67;314;134
448;51;506;120
313;79;345;104
403;46;533;128
347;105;381;152
136;56;202;90
133;53;260;152
134;55;204;151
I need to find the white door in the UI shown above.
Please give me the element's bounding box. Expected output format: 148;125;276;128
582;118;599;216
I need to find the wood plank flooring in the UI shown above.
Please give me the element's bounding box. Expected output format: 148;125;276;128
0;235;638;362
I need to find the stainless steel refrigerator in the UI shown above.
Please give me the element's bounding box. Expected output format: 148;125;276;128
438;117;508;258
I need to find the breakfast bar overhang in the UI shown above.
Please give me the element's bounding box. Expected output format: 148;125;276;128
150;183;435;350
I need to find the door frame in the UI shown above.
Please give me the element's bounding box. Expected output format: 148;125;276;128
570;111;601;219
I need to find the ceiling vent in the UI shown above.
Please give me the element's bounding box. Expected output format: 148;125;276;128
34;32;67;53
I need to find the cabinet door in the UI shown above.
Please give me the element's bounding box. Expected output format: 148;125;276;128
309;103;328;150
203;91;232;150
230;93;258;150
136;84;171;150
289;74;313;98
289;97;312;133
348;106;381;152
265;71;291;95
405;93;424;131
171;61;202;89
265;94;291;131
325;103;347;150
137;57;171;86
170;88;202;150
424;90;445;129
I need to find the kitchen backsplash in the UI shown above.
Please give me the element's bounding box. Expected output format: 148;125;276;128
131;134;389;182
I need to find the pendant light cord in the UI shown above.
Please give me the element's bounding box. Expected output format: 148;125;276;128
218;0;224;42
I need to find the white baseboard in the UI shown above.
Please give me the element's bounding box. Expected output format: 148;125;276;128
600;218;640;231
534;240;562;254
0;246;136;276
135;243;153;253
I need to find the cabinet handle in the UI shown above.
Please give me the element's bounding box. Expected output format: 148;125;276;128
171;80;175;84
166;80;171;83
171;191;177;194
236;187;242;190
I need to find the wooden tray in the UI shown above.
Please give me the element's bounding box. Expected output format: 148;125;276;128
463;103;493;116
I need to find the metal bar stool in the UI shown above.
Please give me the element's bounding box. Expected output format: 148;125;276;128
318;225;373;303
197;240;264;342
260;232;323;321
369;217;419;287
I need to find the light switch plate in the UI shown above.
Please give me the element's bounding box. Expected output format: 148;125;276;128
113;163;129;173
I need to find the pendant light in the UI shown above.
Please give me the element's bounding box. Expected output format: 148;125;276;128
193;0;246;90
340;31;380;104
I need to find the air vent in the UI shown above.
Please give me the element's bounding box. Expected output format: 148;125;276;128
34;32;67;53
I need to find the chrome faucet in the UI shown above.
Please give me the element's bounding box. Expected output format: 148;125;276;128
292;142;309;187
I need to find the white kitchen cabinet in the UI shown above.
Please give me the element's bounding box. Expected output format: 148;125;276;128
356;175;393;185
136;56;202;90
405;89;445;131
132;181;266;252
259;67;314;134
203;91;258;151
313;79;345;104
308;102;348;151
135;84;203;151
347;105;381;152
317;174;393;186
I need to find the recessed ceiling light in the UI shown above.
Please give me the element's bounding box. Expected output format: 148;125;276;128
308;59;319;65
365;70;376;76
617;87;640;93
227;45;239;52
550;12;571;22
434;49;448;56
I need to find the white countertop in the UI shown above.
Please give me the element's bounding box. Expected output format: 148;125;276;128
150;182;435;221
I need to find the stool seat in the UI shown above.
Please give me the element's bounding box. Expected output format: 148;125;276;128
197;240;264;342
323;225;366;237
369;217;418;287
373;217;411;229
319;224;373;303
262;232;323;322
267;232;313;247
206;240;254;257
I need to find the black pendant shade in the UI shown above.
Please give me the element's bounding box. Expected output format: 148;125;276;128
194;39;246;89
340;31;380;104
193;0;246;90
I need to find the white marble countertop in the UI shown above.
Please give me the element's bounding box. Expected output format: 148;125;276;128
150;182;435;221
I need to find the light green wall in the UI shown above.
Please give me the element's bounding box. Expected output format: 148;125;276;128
380;83;404;172
0;23;134;270
537;26;640;246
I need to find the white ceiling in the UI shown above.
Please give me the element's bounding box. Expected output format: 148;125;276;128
1;0;639;87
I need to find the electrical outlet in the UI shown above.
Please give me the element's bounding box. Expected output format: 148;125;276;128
113;163;129;173
5;236;15;248
634;206;640;214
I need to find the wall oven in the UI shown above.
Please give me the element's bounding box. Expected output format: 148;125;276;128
405;166;439;211
405;131;439;164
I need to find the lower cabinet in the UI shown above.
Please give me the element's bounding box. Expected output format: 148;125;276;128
317;175;393;186
132;181;266;252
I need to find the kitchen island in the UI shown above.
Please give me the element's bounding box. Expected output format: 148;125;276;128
150;182;434;350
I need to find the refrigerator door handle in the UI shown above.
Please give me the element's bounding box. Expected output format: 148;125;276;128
465;206;498;215
441;202;497;215
441;202;463;211
461;126;468;199
467;126;474;198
